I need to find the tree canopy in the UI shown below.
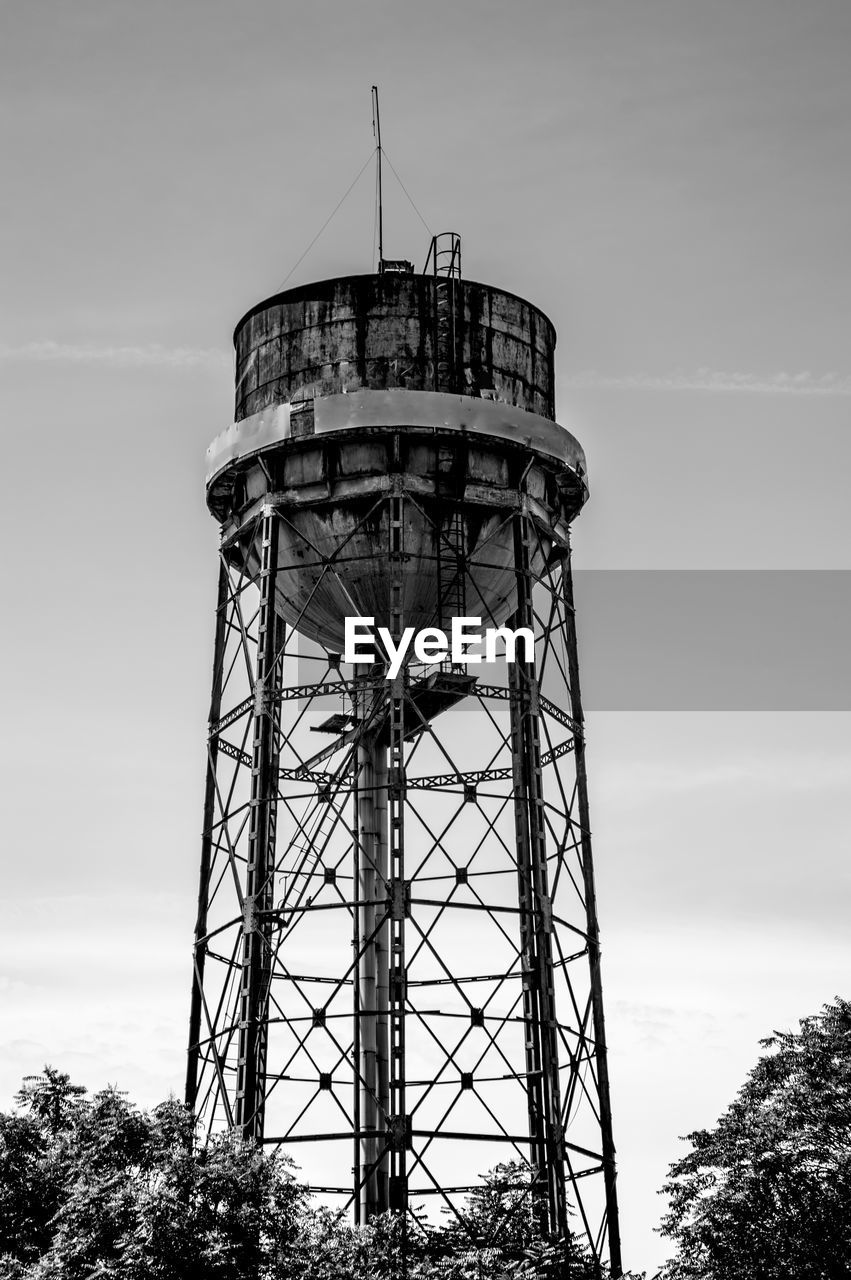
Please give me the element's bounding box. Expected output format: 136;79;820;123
0;1070;618;1279
659;997;851;1280
1;1069;309;1279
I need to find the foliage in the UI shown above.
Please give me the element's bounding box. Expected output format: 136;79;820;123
0;1071;626;1279
0;1112;58;1263
430;1161;603;1278
659;997;851;1280
0;1070;307;1279
14;1070;86;1138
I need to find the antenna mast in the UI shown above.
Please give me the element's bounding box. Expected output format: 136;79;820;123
372;85;384;272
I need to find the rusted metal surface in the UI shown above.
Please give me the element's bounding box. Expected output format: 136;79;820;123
233;274;556;422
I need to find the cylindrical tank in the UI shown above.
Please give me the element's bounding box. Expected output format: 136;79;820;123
206;271;587;650
233;273;556;418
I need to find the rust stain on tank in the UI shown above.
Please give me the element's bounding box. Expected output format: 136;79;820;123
233;274;556;423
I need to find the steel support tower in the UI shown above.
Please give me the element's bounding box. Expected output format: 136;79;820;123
186;249;621;1274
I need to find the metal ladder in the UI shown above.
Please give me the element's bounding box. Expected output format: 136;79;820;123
424;232;461;393
277;796;340;929
424;235;465;637
436;490;466;633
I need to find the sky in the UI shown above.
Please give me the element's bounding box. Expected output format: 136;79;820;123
1;1;850;1272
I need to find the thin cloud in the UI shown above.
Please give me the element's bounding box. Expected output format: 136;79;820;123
564;368;851;395
3;343;850;397
0;340;231;370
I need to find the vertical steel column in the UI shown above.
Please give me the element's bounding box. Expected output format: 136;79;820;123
353;704;362;1225
358;717;390;1218
186;557;230;1109
235;507;281;1140
387;467;410;1219
562;552;623;1276
353;700;362;1225
375;754;390;1181
509;655;547;1224
510;503;569;1240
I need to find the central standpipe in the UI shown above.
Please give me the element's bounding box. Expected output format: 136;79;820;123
356;717;390;1217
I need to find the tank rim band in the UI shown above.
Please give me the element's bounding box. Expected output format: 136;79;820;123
205;388;587;490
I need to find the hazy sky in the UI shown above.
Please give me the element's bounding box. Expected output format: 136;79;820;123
1;1;850;1272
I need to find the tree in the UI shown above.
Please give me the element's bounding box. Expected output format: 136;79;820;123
14;1069;86;1137
0;1112;59;1264
0;1071;309;1279
659;997;851;1280
0;1067;632;1278
432;1160;603;1278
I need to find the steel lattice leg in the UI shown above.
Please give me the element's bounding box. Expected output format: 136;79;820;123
186;557;230;1110
511;505;569;1240
235;507;282;1139
184;477;621;1276
562;550;622;1276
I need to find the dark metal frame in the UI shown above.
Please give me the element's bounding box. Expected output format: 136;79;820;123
186;466;621;1275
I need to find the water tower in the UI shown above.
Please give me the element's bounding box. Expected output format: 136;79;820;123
185;235;621;1273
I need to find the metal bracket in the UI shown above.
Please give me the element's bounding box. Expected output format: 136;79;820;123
387;1114;412;1151
389;1174;408;1210
540;895;553;934
388;765;406;799
390;965;407;1002
387;879;411;920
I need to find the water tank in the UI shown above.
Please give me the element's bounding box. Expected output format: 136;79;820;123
206;270;587;650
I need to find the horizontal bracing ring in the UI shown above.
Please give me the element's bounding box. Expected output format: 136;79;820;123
208;682;579;743
259;1128;604;1164
218;731;575;786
